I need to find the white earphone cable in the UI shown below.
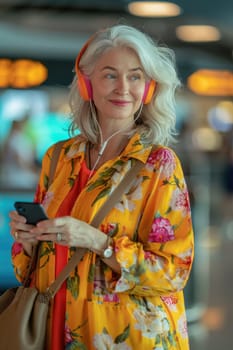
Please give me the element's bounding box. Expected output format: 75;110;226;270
88;102;143;178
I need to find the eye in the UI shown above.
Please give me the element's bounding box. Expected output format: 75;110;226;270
129;74;142;81
105;73;116;79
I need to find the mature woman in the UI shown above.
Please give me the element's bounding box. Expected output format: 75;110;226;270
10;24;194;349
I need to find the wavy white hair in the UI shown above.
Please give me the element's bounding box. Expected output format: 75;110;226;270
69;24;181;146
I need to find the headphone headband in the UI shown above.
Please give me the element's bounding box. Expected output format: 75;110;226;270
75;37;95;101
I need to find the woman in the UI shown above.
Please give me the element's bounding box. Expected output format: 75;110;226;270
9;24;194;349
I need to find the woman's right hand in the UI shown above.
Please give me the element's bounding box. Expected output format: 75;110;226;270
9;210;39;255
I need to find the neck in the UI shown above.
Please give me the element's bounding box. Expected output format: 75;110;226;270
95;133;129;156
87;134;129;175
98;115;136;142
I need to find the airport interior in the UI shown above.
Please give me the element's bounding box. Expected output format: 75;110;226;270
0;1;232;349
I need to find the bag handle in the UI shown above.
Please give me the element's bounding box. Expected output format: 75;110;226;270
46;158;146;297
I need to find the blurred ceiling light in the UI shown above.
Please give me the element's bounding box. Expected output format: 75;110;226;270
128;1;181;17
187;69;233;96
208;105;233;132
176;25;221;42
192;127;222;151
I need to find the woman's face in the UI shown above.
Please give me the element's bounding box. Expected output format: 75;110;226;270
90;46;146;126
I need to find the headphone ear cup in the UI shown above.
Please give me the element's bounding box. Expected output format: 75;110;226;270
77;71;93;101
142;80;156;104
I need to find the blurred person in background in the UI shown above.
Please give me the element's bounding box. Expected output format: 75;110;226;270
9;24;194;349
0;115;40;189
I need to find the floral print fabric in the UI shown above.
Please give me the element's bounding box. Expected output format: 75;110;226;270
12;133;194;349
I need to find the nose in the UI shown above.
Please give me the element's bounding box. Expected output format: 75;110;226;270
115;76;129;95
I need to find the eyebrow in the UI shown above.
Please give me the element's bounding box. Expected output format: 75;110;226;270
101;66;143;72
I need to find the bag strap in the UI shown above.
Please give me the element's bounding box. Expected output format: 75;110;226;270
46;158;146;297
48;140;66;187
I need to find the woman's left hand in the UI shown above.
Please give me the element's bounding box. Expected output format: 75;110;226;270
30;216;105;250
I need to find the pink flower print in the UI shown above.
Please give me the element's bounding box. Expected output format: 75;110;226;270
147;148;176;178
100;222;117;235
149;217;175;242
144;251;152;261
170;187;190;217
161;295;178;311
103;293;120;302
161;295;178;306
12;242;23;258
64;324;73;344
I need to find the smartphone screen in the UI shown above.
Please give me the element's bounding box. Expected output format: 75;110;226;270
14;202;48;225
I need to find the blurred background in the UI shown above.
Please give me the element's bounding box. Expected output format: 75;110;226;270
0;1;232;349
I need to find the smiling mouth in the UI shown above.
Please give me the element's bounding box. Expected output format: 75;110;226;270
109;99;131;106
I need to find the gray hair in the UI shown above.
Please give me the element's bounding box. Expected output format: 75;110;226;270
69;24;180;145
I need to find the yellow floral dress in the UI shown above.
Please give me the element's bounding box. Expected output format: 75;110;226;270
12;133;194;350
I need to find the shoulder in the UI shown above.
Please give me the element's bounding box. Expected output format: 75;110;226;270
149;145;179;162
147;145;182;178
45;134;86;160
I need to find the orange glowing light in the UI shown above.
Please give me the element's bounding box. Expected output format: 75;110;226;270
0;59;48;88
187;69;233;96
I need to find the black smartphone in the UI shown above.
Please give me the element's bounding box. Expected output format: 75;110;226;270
14;201;48;225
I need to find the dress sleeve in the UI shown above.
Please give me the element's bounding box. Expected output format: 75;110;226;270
11;144;54;283
113;147;194;297
34;144;55;203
